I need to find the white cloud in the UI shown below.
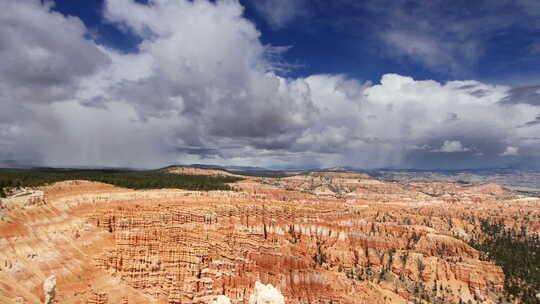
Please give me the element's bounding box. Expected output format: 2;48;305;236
382;31;461;73
434;140;470;153
500;146;519;156
1;0;540;169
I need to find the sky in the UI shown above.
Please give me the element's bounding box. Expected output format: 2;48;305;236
0;0;540;170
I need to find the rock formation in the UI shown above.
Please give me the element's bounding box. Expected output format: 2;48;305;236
214;281;284;304
43;275;56;304
0;171;538;303
212;295;231;304
162;166;243;178
248;282;284;304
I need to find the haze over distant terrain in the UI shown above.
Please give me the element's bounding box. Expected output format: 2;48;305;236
1;0;540;169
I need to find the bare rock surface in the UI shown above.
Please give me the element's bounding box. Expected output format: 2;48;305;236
43;276;56;304
248;282;284;304
0;171;538;303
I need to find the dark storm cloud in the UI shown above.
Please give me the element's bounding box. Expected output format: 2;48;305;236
248;136;299;151
80;96;109;110
174;147;221;158
0;1;110;104
445;112;459;122
110;77;186;120
208;102;309;139
520;115;540;127
405;135;511;169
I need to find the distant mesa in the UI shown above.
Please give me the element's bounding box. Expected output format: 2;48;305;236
161;165;244;178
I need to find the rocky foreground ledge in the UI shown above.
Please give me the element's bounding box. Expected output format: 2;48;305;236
0;172;539;303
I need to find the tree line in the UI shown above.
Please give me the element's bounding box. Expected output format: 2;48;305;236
0;168;242;197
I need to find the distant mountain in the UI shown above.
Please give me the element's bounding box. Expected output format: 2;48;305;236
163;163;274;172
370;168;540;193
0;159;37;169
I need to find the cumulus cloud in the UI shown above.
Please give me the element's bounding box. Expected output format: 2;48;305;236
1;0;540;169
501;146;519;156
434;140;470;153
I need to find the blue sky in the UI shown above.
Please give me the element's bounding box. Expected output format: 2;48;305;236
244;0;540;86
1;0;540;169
51;0;540;85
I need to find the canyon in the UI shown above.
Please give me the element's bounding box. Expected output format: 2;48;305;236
1;169;539;303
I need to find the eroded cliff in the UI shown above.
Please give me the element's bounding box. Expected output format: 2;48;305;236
1;172;538;303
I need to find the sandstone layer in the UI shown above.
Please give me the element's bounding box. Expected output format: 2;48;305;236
1;172;538;303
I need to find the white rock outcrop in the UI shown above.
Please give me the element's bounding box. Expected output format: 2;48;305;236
248;281;285;304
212;295;231;304
43;275;56;304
